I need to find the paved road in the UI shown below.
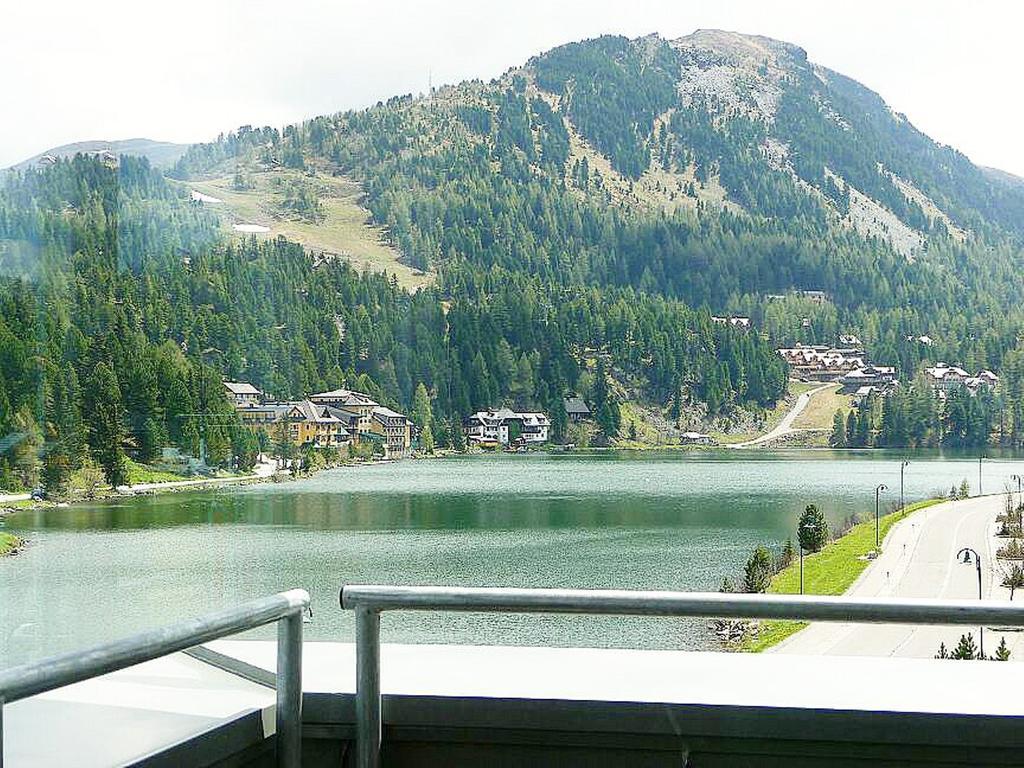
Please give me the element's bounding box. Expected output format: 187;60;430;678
730;383;833;448
772;494;1023;658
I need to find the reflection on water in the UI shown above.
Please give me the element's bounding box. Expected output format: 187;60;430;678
2;450;1021;665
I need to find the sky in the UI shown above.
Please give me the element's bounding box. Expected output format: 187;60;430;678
3;1;1023;174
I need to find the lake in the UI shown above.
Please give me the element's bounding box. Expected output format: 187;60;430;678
2;450;1021;666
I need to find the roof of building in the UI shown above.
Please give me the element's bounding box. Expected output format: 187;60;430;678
564;395;591;415
323;405;361;421
372;406;408;422
310;389;379;407
925;364;969;379
223;381;262;396
290;400;339;423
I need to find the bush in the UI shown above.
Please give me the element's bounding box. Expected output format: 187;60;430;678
997;539;1024;560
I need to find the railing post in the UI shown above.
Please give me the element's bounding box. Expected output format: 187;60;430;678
355;606;381;768
1;697;5;768
277;611;303;768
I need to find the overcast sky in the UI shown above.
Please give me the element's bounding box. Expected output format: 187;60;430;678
4;1;1022;174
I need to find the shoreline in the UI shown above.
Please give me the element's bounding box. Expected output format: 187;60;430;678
0;531;24;557
0;451;452;518
739;496;945;652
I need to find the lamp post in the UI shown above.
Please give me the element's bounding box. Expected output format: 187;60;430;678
1013;474;1022;517
875;483;888;549
957;546;984;658
899;459;910;514
979;455;985;496
799;542;804;595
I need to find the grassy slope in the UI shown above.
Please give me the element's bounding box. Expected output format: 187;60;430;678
792;383;852;431
124;459;190;485
712;380;816;444
1;532;22;556
744;497;944;651
185;170;433;291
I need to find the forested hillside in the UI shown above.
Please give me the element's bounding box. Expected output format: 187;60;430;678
172;31;1024;380
0;154;783;489
7;28;1024;489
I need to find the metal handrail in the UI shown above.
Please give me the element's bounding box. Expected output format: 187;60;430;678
0;588;310;768
340;585;1024;768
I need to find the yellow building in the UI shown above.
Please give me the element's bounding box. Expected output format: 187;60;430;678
239;400;349;448
310;389;379;434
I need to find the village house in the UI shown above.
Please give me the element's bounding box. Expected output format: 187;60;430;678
711;316;751;330
284;400;349;448
563;394;592;423
840;366;898;393
679;431;714;446
777;344;867;381
369;406;413;456
924;364;998;395
310;389;380;434
237;401;292;428
227;383;413;453
238;400;349;448
464;408;550;447
223;381;264;407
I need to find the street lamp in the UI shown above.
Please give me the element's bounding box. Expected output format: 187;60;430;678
957;546;984;658
875;483;888;549
979;455;986;496
899;459;910;514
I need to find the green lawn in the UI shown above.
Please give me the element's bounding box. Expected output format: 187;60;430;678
1;532;22;556
124;460;190;485
744;497;944;652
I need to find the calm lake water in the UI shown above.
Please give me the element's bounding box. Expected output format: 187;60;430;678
2;450;1022;666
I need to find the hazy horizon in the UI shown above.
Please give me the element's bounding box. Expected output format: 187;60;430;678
4;1;1024;176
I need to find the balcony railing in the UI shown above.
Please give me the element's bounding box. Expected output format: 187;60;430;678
339;585;1024;768
0;588;310;768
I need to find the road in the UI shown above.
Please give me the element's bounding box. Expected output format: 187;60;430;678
730;383;833;448
772;494;1022;659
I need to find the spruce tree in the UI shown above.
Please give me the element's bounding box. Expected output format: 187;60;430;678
85;363;128;487
743;546;774;593
798;504;829;553
829;410;846;447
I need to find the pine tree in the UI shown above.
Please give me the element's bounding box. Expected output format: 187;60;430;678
995;637;1011;661
85;363;128;487
743;546;774;593
829;410;846;447
593;359;621;438
798;504;829;553
950;632;978;660
420;423;435;454
845;410;858;447
411;383;433;431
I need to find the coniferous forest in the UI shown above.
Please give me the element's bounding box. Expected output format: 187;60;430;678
7;31;1024;490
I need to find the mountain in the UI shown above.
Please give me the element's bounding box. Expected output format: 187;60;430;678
171;31;1024;373
6;30;1024;490
9;138;188;171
